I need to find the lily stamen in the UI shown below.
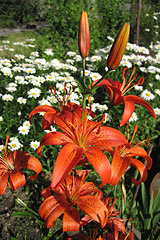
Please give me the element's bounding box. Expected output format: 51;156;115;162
121;67;144;95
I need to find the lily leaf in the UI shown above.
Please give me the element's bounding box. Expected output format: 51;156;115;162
153;190;160;213
141;182;148;215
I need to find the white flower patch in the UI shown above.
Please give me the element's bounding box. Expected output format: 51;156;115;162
17;97;27;104
44;48;54;56
154;108;160;115
2;94;14;101
18;126;30;135
1;66;12;76
30;141;40;150
141;89;155;100
8;137;22;150
89;72;102;81
104;113;112;122
155;89;160;96
6;86;17;92
27;88;41;98
129;112;138;122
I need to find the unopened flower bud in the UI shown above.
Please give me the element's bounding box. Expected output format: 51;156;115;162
79;11;90;58
107;23;130;70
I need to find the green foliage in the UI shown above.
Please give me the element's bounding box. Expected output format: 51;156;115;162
137;183;160;240
0;0;47;27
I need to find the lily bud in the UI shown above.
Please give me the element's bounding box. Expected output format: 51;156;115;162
79;11;90;58
107;23;130;70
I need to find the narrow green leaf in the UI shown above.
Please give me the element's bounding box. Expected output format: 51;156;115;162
141;182;148;214
149;191;154;217
12;211;36;218
12;211;45;225
152;212;160;229
152;191;160;213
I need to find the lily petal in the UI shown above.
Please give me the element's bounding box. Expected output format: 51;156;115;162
37;131;73;156
13;150;42;180
39;195;66;228
29;105;56;124
87;127;128;149
79;181;102;198
127;146;152;169
0;172;8;195
77;195;108;228
63;207;80;232
108;148;131;185
9;169;26;191
51;143;83;189
124;95;156;118
42;112;55;130
131;158;148;185
84;146;111;187
120;99;135;126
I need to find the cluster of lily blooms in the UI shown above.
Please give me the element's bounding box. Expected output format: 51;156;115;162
0;11;157;240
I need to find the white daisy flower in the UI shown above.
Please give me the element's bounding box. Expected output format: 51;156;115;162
155;74;160;81
30;141;40;150
66;59;75;65
44;126;57;133
14;54;25;59
44;49;54;56
23;121;31;128
134;85;143;91
2;94;14;101
27;88;41;98
38;98;52;106
12;66;22;72
18;80;28;85
141;90;155;100
0;145;4;151
154;108;160;115
120;60;132;68
15;76;25;82
155;89;160;96
24;67;36;74
90;72;102;81
17;97;27;104
6;86;17;92
1;66;12;76
18;126;30;135
67;51;77;57
8;138;22;150
90;55;102;62
129;112;138;122
47;95;56;103
104;113;112;122
0;116;3;121
37;76;46;83
30;51;39;57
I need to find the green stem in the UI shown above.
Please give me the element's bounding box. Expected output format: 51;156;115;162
82;95;87;122
82;58;86;87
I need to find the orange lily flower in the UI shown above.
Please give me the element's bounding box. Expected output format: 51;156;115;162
39;172;108;231
107;125;152;185
37;105;128;189
92;67;156;126
0;136;42;195
79;11;90;58
80;197;134;240
107;23;130;70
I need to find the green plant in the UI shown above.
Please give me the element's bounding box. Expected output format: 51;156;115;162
137;182;160;240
